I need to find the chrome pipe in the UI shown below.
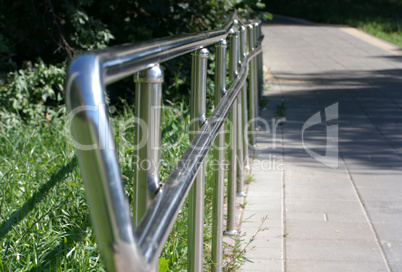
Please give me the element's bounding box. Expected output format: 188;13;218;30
188;47;209;272
258;50;263;99
66;14;263;271
256;21;264;100
133;65;163;227
225;29;238;236
135;44;262;264
234;20;242;71
211;39;227;272
229;28;239;80
247;24;256;147
235;26;245;196
240;25;247;61
239;25;250;171
66;55;150;272
236;92;246;196
103;14;236;84
242;84;251;170
253;22;261;117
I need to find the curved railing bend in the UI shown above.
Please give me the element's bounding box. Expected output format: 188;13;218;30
66;14;264;272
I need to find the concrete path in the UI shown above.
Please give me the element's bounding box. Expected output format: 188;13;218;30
239;16;402;272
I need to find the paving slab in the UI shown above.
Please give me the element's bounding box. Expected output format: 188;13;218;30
286;260;388;272
239;15;402;272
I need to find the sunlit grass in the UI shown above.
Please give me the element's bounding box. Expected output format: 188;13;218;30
0;119;101;271
0;100;224;271
358;20;402;48
267;0;402;48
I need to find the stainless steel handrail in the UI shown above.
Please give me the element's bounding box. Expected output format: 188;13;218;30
66;13;263;272
136;41;262;258
100;13;235;84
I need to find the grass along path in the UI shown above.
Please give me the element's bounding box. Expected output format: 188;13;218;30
266;0;402;48
0;101;250;271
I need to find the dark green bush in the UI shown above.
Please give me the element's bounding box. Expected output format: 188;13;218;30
0;0;268;123
0;60;65;128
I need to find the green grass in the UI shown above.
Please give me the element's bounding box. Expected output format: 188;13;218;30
223;215;269;271
0;99;242;271
266;0;402;48
359;20;402;47
0;118;101;271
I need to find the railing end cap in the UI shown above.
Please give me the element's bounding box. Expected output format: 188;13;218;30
135;64;164;83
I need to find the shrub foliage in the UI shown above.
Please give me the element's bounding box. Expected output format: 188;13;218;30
0;0;268;121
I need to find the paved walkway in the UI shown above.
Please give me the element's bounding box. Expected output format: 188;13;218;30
239;16;402;272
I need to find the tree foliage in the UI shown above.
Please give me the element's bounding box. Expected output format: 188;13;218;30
1;0;267;71
265;0;402;28
0;0;268;123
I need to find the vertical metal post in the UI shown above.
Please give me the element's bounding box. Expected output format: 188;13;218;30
247;24;256;147
236;26;246;196
236;86;246;196
188;47;209;272
240;25;250;172
211;39;227;272
257;21;264;99
225;29;238;236
254;22;263;105
133;64;163;227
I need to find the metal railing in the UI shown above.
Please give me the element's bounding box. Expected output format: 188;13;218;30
66;13;263;272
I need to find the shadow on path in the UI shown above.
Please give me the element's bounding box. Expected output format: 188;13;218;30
262;65;402;172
